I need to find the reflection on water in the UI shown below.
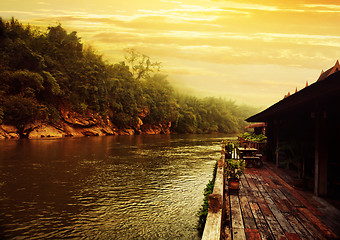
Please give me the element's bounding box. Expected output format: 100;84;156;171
0;134;234;239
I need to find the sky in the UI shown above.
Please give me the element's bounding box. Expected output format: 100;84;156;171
1;0;340;108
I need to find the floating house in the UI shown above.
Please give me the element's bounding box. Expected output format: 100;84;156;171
246;61;340;197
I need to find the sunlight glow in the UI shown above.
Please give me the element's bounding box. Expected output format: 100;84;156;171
2;0;339;106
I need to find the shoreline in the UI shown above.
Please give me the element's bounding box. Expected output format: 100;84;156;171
0;123;235;140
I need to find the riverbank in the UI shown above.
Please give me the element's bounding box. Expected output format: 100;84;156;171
0;108;171;139
0;122;171;139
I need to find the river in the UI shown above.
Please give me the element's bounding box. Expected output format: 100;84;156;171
0;134;233;239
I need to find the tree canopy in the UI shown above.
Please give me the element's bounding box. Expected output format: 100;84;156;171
0;18;257;135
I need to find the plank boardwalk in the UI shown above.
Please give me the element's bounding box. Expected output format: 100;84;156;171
224;164;340;240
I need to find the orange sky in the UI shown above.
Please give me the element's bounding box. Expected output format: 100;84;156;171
1;0;340;107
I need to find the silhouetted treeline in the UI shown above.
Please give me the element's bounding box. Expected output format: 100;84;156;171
0;18;257;134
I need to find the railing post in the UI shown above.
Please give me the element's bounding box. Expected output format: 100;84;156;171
208;194;222;213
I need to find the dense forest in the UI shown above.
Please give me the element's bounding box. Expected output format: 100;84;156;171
0;18;257;138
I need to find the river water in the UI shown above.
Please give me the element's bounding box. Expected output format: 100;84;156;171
0;134;232;239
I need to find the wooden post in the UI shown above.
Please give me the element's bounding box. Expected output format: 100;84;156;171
208;194;222;213
314;110;328;196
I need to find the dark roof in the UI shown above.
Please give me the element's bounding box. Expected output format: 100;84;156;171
246;70;340;122
317;60;340;81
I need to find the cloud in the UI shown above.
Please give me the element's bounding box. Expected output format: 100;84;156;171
211;0;340;8
4;0;339;106
38;2;50;5
304;4;340;9
88;26;340;69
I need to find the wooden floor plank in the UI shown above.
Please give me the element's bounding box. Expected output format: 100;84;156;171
285;204;327;240
242;174;258;203
244;229;261;240
258;176;291;214
240;174;250;188
225;164;340;240
272;188;288;201
267;203;295;233
259;169;280;189
244;173;257;190
239;196;257;229
249;202;274;240
263;175;279;189
233;228;247;240
230;195;244;230
279;188;304;207
258;202;286;239
266;188;291;213
246;174;266;205
268;175;283;187
298;207;338;239
265;168;322;216
315;202;340;237
239;178;246;196
282;212;314;240
230;194;246;240
285;232;302;240
252;177;275;205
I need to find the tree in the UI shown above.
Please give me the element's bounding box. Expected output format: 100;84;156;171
142;74;179;124
2;95;47;137
0;18;257;136
0;70;44;97
124;48;161;81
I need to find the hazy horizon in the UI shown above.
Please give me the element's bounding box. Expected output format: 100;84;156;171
1;0;340;108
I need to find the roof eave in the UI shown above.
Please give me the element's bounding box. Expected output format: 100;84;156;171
246;71;340;122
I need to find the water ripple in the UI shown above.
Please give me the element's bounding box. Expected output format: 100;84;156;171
0;134;235;239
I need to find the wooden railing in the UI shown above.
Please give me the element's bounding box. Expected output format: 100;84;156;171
202;141;225;240
238;137;266;153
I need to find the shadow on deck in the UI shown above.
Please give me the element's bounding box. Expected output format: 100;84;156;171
224;163;340;240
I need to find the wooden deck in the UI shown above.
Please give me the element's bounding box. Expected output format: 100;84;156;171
223;165;340;240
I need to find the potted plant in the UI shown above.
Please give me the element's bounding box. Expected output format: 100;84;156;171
226;159;245;190
225;141;234;159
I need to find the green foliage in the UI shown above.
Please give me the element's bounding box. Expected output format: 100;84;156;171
225;141;235;154
45;104;61;123
239;132;267;142
124;48;161;81
0;18;257;136
172;94;255;134
226;159;245;180
41;71;62;96
0;70;44;97
1;95;47;133
142;74;179;124
196;162;217;235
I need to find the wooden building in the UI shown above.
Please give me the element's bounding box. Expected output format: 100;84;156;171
246;61;340;197
245;122;266;135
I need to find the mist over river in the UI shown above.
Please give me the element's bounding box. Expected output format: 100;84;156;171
0;134;234;239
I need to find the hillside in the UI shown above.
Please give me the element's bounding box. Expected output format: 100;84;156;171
0;18;256;139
